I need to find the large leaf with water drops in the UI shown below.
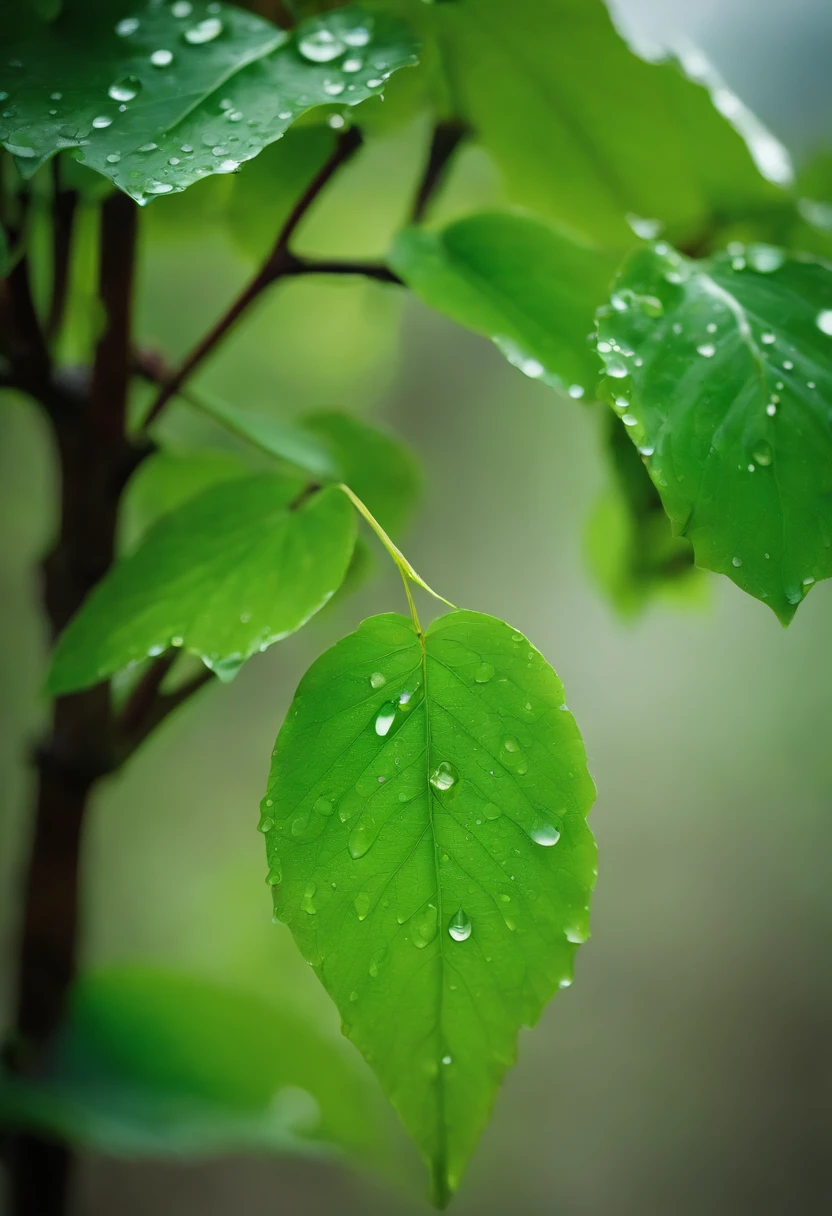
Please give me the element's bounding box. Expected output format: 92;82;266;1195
391;211;617;398
48;475;356;693
0;3;419;204
380;0;789;249
595;242;832;623
0;966;387;1161
262;610;596;1204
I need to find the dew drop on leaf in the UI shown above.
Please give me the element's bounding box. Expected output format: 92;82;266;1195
184;17;224;45
369;671;386;689
448;908;472;942
429;761;459;791
298;28;346;63
530;823;561;847
108;75;141;102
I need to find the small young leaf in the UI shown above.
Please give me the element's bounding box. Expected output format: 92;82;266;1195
391;211;617;398
263;610;596;1204
0;966;386;1160
1;4;418;204
48;476;356;694
596;242;832;622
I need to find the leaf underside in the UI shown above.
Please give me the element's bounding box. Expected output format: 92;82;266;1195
596;243;832;622
263;609;596;1204
48;476;356;693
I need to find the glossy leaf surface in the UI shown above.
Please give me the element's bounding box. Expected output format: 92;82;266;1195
1;3;418;203
0;967;384;1159
596;243;832;622
391;211;617;397
49;476;356;692
263;610;596;1203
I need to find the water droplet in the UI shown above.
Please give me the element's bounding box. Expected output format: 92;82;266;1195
568;384;585;399
473;662;494;683
374;702;396;737
732;556;743;568
106;153;121;164
184;17;224;44
558;977;573;990
348;821;376;859
783;360;794;371
327;113;346;129
483;802;502;821
448;908;472;942
301;881;317;914
354;891;371;920
116;17;140;36
565;926;587;944
530;823;561;847
349;990;358;1002
706;322;717;334
752;440;773;466
697;343;716;358
216;159;239;173
369;671;386;689
139;142;158;152
766;402;777;416
816;310;832;336
323;78;345;96
761;332;776;345
343;56;363;72
430;762;458;792
291;814;309;837
92;115;113;129
172;0;193;16
344;25;371;47
108;75;141;102
313;796;333;816
298;27;346;63
502;737;520;753
442;1054;452;1065
626;213;662;240
150;49;174;67
368;960;378;977
748;246;785;274
622;414;638;427
366;77;383;88
266;862;283;885
257;814;274;833
412;905;438;948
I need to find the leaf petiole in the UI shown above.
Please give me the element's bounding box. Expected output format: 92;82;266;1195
336;483;456;634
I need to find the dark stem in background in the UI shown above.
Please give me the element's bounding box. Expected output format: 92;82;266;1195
46;161;78;342
412;119;468;224
7;190;145;1216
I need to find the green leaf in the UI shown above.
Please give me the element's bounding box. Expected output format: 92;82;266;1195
391;211;617;397
585;413;704;617
1;3;419;204
595;242;832;623
118;448;252;552
48;476;356;693
302;410;421;535
378;0;788;249
0;966;386;1161
263;610;596;1204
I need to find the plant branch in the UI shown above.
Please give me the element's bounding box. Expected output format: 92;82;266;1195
288;257;402;284
143;127;364;429
46;161;78;342
89;190;138;440
117;664;215;757
412;120;469;224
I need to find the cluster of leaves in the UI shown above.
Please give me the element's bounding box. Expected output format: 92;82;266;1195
3;0;832;1207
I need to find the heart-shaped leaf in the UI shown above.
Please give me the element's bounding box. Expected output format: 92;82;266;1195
262;609;596;1204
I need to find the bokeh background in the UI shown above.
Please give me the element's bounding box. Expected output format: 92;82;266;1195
3;0;832;1211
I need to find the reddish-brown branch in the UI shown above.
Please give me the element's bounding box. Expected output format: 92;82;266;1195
412;120;469;224
142;127;364;428
46;161;78;342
